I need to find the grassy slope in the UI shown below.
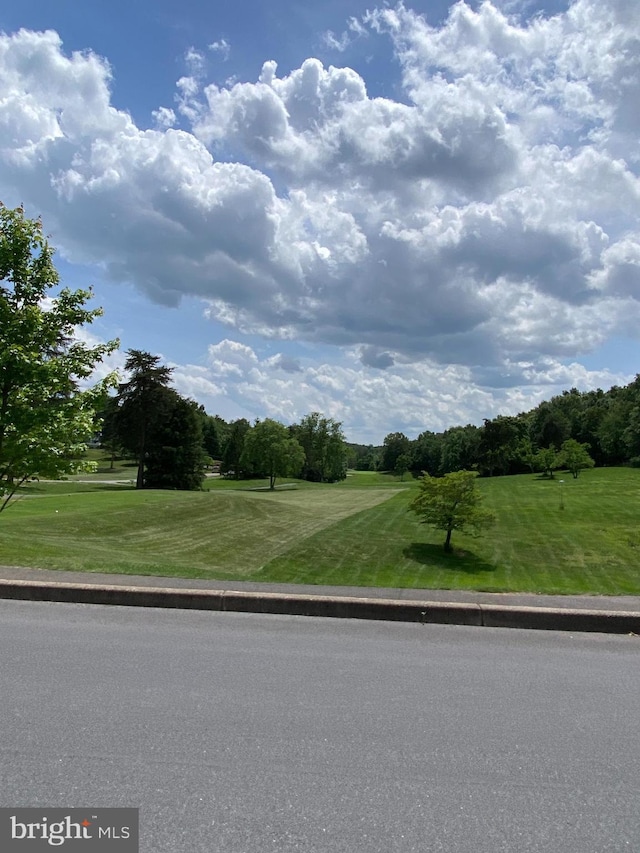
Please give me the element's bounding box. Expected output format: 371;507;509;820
260;468;640;594
1;467;638;594
0;485;399;578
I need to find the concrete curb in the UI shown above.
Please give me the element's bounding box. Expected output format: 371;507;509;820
1;579;639;634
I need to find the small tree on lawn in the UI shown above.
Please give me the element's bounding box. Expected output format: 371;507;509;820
559;438;595;479
241;419;305;490
409;470;496;553
534;446;559;479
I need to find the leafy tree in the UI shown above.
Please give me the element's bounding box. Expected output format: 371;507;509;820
440;425;481;474
113;350;173;488
0;204;118;511
348;444;381;471
478;416;522;476
381;432;411;472
531;403;571;450
411;431;442;477
597;397;630;465
622;402;640;461
515;436;538;474
241;419;305;490
409;470;496;553
394;452;411;481
559;439;595;479
97;395;124;470
292;412;347;482
534;446;560;478
221;418;250;478
200;413;228;461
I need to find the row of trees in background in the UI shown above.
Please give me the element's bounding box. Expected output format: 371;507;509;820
101;354;348;490
0;205;348;499
349;380;640;479
2;204;638;504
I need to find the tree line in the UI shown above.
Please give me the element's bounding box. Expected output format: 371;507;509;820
99;351;348;491
350;380;640;479
1;203;637;509
0;204;347;508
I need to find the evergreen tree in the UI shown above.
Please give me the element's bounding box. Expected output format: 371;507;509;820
114;350;173;489
144;394;206;489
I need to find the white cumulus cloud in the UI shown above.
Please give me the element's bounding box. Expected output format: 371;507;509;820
0;1;638;428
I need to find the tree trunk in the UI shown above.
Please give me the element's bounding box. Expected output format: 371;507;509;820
444;528;453;553
136;420;146;489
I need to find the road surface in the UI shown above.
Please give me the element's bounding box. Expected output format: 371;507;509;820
0;600;638;852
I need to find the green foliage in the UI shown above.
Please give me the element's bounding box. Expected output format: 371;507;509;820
0;204;118;511
97;396;124;469
200;412;228;460
347;443;381;471
113;350;205;490
534;446;560;478
409;470;496;552
143;394;206;490
478;416;523;476
394;452;411;481
381;431;411;472
559;438;595;479
531;403;571;450
291;412;347;482
221;418;251;478
113;350;174;488
241;419;305;489
515;436;537;473
439;425;481;474
411;431;442;476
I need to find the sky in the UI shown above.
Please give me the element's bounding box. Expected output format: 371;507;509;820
1;0;639;444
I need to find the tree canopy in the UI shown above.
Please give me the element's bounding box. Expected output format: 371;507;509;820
291;412;347;483
113;350;174;489
241;419;305;490
0;203;118;511
144;393;206;490
559;439;595;479
409;470;496;553
112;349;205;490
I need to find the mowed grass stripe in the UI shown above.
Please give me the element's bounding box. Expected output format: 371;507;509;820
0;487;399;578
481;470;640;593
258;469;640;594
2;468;639;594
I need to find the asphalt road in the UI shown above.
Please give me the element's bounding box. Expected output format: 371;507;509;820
0;601;638;853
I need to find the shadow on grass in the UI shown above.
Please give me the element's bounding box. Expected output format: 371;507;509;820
403;542;496;575
20;483;136;495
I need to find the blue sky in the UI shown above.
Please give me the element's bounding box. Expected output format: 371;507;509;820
1;0;639;442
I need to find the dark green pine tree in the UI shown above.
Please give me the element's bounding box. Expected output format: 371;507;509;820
144;394;206;490
114;350;174;489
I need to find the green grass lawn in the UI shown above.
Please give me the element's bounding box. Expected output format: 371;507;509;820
0;484;399;579
259;468;640;594
1;467;639;595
